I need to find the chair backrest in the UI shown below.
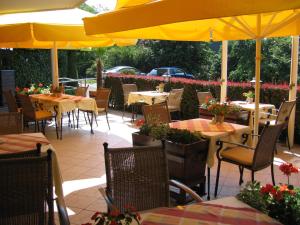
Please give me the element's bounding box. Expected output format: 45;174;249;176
122;84;138;105
252;122;284;170
167;88;184;110
197;92;212;105
3;90;18;112
143;102;171;125
276;100;296;125
95;88;111;109
103;142;169;212
0;150;54;225
0;112;23;134
75;85;89;97
17;94;36;120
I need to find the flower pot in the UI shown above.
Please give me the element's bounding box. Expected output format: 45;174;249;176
132;132;161;146
165;139;209;203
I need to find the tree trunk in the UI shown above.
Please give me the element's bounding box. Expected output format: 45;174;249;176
96;58;103;90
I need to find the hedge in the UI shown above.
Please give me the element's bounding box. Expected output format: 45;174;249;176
104;74;300;143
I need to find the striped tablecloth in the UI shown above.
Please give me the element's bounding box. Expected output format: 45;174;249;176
169;118;250;168
0;133;66;214
141;197;282;225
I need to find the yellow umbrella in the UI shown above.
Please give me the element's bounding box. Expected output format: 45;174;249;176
0;0;85;14
83;0;300;145
0;8;136;86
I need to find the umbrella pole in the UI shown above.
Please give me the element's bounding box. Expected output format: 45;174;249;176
253;38;262;145
288;36;299;147
220;40;228;102
51;41;59;87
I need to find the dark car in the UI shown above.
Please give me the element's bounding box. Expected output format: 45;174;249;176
147;67;194;79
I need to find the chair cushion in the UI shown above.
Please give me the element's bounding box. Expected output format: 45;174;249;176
97;107;106;112
35;110;52;120
168;105;180;112
221;147;254;166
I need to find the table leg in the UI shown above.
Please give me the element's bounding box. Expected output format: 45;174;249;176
207;166;210;200
60;114;63;140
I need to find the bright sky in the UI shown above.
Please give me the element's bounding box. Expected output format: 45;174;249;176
85;0;117;11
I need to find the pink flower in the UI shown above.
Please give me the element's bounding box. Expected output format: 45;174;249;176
15;87;20;92
38;83;43;87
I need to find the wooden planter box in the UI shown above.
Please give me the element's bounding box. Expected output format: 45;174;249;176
165;139;209;203
132;132;161;146
132;132;209;203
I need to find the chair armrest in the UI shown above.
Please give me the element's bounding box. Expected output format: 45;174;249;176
99;187;114;210
169;180;203;203
217;140;254;150
55;197;70;225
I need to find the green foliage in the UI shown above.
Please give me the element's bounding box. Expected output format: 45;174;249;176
165;128;201;145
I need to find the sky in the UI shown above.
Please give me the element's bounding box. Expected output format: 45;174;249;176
85;0;116;11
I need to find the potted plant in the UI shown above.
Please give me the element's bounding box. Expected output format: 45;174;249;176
243;91;255;103
237;163;300;225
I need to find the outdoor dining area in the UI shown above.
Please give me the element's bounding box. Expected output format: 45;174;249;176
1;0;300;225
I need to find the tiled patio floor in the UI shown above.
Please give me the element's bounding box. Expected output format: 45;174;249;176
32;110;300;225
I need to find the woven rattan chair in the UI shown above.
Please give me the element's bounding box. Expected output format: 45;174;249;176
0;112;23;134
122;83;144;120
167;88;184;118
17;94;58;135
142;102;171;125
92;88;111;129
0;150;54;225
3;90;20;113
75;85;89;97
197;91;213;106
101;142;203;212
214;122;284;197
259;100;296;150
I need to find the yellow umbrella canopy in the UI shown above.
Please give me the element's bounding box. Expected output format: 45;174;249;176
0;0;86;14
0;8;136;49
84;0;300;41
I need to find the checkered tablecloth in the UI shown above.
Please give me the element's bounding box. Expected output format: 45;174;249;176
141;197;282;225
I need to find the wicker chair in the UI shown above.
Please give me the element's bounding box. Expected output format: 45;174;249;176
3;90;20;112
214;122;284;197
101;142;203;212
259;100;296;150
0;150;54;225
94;88;111;129
75;85;89;97
121;83;143;119
17;94;57;135
167;88;184;118
0;112;23;134
142;102;171;125
197;91;213;106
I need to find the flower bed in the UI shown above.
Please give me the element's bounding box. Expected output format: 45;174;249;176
104;74;300;143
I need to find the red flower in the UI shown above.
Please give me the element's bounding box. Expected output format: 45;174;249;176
260;184;274;194
38;83;43;87
135;119;145;127
110;221;118;225
110;209;120;217
273;190;283;201
15;86;20;92
279;163;299;176
91;211;101;220
23;87;29;92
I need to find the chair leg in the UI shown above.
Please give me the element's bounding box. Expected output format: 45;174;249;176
271;163;276;186
67;112;71;127
72;110;75;129
239;166;244;185
251;171;255;182
105;111;110;130
54;116;59;139
60;114;63;140
94;113;98;127
286;131;291;150
83;112;88;124
214;160;222;198
122;104;125;119
77;109;80;129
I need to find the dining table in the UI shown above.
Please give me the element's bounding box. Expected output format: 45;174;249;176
128;91;169;105
141;196;282;225
0;132;67;215
31;93;98;139
169;118;251;200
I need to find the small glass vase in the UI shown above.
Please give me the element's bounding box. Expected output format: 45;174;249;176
212;114;224;124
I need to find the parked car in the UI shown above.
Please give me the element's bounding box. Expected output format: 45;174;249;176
147;67;194;79
103;66;144;75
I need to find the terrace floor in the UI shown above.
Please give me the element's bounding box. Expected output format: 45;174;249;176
32;110;300;225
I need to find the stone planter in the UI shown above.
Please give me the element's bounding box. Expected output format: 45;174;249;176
165;139;209;204
132;132;161;146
